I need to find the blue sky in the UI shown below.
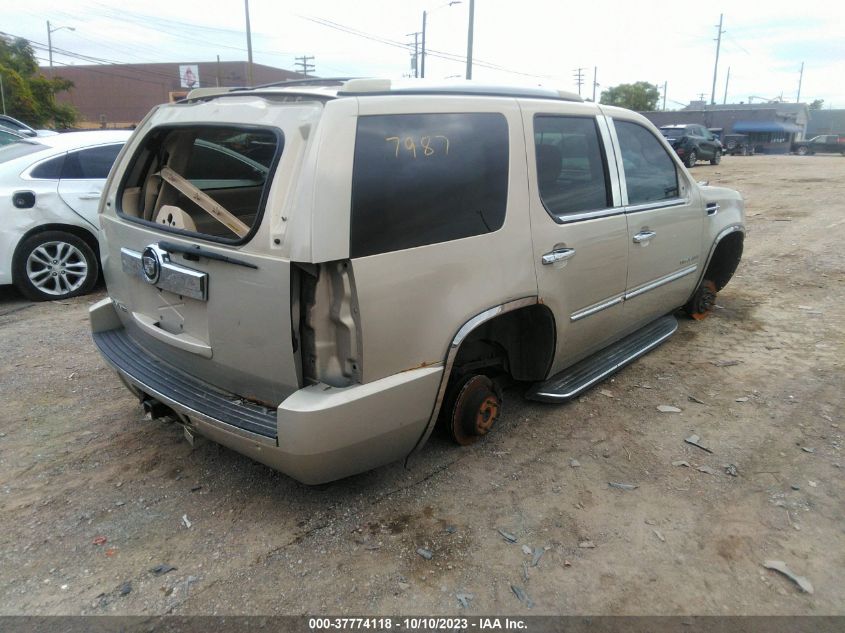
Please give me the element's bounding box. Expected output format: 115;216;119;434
8;0;845;108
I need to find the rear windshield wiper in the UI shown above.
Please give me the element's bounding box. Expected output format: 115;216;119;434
158;240;258;270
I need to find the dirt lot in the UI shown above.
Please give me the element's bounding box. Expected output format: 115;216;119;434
0;155;842;616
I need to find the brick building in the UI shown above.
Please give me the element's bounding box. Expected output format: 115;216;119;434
42;61;305;128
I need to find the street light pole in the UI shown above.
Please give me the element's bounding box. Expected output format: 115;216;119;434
244;0;254;86
46;21;75;79
465;0;474;79
421;11;427;78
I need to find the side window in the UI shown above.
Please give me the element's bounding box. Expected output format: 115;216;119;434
62;144;123;179
350;113;509;258
533;115;611;217
614;120;680;205
30;154;66;179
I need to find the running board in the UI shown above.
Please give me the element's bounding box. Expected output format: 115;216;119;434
527;315;678;403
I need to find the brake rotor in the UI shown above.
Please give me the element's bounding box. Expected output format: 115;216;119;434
449;374;501;446
690;280;717;320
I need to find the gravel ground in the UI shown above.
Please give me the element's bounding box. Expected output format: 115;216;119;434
0;155;842;615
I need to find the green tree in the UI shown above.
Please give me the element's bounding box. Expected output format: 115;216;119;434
0;35;77;128
600;81;660;111
808;98;824;110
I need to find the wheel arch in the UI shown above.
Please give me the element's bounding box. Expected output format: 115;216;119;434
12;223;100;285
701;227;744;292
407;297;555;457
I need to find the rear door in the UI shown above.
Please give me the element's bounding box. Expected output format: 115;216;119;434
58;143;124;227
609;116;704;327
521;101;629;372
99;101;324;407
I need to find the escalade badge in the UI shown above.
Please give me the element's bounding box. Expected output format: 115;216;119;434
141;246;161;284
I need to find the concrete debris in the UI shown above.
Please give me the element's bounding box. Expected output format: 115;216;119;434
181;514;192;529
531;547;544;567
697;465;720;476
685;434;713;453
456;592;473;609
724;464;739;477
498;528;518;543
608;482;638;491
570;459;580;468
735;397;749;402
801;447;815;453
521;544;532;555
672;460;691;468
510;584;534;608
416;548;433;560
578;540;596;549
657;405;682;413
688;395;707;405
711;359;741;367
762;560;814;594
118;581;131;596
653;529;665;542
150;564;177;576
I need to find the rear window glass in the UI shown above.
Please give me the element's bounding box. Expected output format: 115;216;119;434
660;128;686;139
62;144;123;179
117;126;281;243
350;113;509;258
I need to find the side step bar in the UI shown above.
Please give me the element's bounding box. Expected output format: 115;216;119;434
527;315;678;403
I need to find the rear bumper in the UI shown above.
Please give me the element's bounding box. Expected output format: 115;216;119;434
90;298;442;484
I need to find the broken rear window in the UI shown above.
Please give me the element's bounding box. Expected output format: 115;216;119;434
117;125;282;243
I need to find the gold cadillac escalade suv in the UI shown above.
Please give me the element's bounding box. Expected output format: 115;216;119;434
89;79;744;483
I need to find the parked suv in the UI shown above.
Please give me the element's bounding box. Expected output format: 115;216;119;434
659;124;722;167
791;135;845;155
90;79;745;484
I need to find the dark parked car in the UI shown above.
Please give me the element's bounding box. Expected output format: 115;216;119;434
791;135;845;156
659;124;722;167
723;134;755;156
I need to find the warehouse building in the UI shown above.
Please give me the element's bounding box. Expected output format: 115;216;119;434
43;61;305;128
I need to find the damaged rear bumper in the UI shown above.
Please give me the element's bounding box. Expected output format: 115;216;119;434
90;298;442;484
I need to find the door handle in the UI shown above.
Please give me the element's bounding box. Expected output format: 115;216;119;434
541;248;576;265
632;230;656;244
706;202;720;216
78;192;102;200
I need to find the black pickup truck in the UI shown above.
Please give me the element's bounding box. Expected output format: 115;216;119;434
791;135;845;155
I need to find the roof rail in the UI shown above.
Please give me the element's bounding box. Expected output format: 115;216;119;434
184;87;239;101
338;79;584;102
247;77;356;90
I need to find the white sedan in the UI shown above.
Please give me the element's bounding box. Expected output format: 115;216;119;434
0;130;130;300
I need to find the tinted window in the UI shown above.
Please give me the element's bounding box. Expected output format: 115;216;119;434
534;115;610;217
660;128;685;139
30;154;66;179
350;113;508;258
62;144;123;179
615;121;679;205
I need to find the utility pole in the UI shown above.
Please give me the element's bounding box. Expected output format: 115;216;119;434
46;20;75;79
295;56;315;78
421;11;427;78
592;66;598;102
662;81;667;111
710;13;725;105
244;0;254;85
216;55;221;87
407;32;421;78
796;61;804;102
465;0;475;79
723;66;730;104
573;67;585;97
0;73;6;115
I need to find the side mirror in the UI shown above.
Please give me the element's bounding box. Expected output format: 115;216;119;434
697;180;710;187
12;191;36;209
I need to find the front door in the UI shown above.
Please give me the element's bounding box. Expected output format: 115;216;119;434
521;103;629;374
609;117;704;327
